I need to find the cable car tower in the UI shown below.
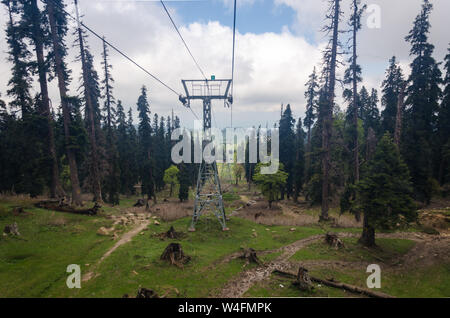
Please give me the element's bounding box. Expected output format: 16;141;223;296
179;77;233;231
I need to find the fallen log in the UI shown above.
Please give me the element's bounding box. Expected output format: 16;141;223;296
273;269;395;298
35;201;100;216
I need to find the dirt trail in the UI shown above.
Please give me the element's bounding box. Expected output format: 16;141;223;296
216;234;337;298
216;231;446;298
239;195;250;203
82;219;150;282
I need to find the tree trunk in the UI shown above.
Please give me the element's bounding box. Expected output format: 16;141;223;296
321;0;340;221
47;2;82;206
30;0;65;199
75;0;102;203
306;126;312;181
438;155;446;186
102;38;112;129
359;212;376;247
352;0;359;184
147;149;157;204
394;84;406;146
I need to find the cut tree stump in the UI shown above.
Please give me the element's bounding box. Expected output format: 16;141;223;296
12;207;32;216
3;222;20;236
133;199;145;207
157;226;185;240
136;288;159;298
325;233;344;249
160;243;191;268
292;266;313;291
239;248;263;266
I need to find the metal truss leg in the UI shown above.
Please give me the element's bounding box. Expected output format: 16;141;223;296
189;161;229;232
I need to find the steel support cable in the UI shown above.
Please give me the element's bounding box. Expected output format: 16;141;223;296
160;0;208;81
50;0;201;120
230;0;237;128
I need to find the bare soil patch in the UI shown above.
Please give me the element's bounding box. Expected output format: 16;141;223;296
151;201;193;221
234;199;361;228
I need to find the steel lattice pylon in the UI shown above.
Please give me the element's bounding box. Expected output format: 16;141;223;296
180;79;232;231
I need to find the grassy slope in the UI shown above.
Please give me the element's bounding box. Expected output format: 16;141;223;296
247;237;449;298
1;198;353;297
290;237;416;262
58;217;333;298
1;194;448;298
0;203;116;297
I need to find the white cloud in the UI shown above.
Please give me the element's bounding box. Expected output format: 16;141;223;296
0;0;448;128
0;0;324;128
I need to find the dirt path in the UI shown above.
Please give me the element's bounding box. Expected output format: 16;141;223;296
239;195;250;203
82;219;150;282
216;234;349;298
216;231;446;298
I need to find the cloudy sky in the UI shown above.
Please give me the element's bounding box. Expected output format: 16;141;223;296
0;0;449;128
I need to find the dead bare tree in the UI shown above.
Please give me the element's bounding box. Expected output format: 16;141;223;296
320;0;342;221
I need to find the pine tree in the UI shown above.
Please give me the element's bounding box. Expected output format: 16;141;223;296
2;1;44;196
343;0;365;184
46;0;83;205
320;0;342;221
293;118;306;202
3;0;32;117
381;56;405;135
362;88;381;136
100;37;120;204
122;107;139;194
0;93;5;109
178;163;190;202
437;47;450;186
356;134;417;247
22;0;65;198
73;4;103;203
279;104;295;199
244;126;257;188
304;67;319;149
137;86;156;204
304;88;327;204
403;0;442;204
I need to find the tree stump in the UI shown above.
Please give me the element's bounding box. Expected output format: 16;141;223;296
325;233;344;249
292;266;313;291
136;288;159;298
133;199;145;207
160;243;191;268
3;222;20;236
239;248;263;266
12;207;24;215
157;226;185;240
